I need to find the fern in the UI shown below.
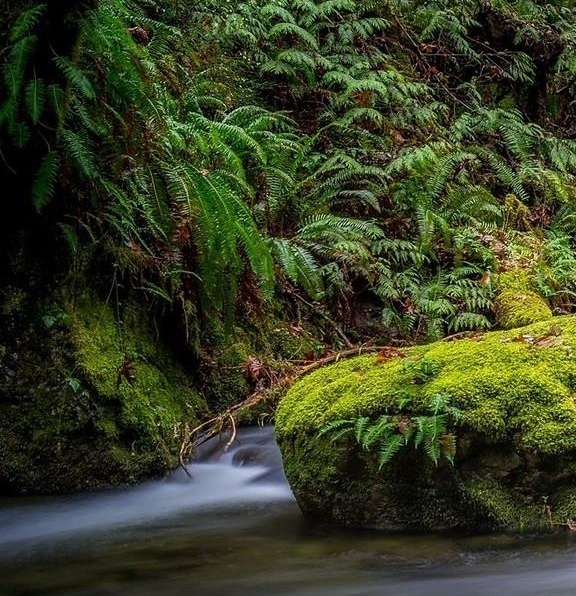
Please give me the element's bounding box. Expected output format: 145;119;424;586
9;4;46;43
269;238;324;299
61;128;98;180
53;56;96;101
24;75;45;124
360;416;396;450
32;151;60;212
319;394;461;468
317;417;355;441
268;21;319;49
377;434;407;469
3;35;37;100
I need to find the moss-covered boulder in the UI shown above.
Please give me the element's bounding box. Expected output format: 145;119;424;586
0;290;205;495
276;316;576;532
494;269;552;329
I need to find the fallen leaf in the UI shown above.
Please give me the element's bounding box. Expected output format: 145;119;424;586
375;347;405;364
534;336;564;348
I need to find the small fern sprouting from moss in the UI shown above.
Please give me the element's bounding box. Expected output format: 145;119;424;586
318;393;461;468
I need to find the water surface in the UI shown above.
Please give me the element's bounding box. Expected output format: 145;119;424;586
2;426;576;596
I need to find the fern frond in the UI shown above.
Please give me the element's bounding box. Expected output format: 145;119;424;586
360;415;395;450
24;76;46;124
61;128;98;179
3;35;37;99
270;238;323;299
377;434;406;469
57;222;79;254
317;418;355;441
32;151;59;212
354;416;372;443
9;4;46;42
54;56;95;100
268;22;319;50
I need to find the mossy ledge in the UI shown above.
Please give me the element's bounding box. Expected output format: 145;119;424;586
0;291;205;495
494;269;552;330
276;316;576;532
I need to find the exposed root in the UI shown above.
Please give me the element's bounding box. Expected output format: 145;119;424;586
178;344;395;473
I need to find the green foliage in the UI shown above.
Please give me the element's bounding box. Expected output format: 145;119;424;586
533;232;576;313
31;151;59;212
4;0;576;341
319;393;460;467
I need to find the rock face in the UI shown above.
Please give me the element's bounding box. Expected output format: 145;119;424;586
0;291;205;495
276;317;576;532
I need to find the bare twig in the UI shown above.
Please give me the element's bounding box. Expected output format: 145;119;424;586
224;413;237;452
177;344;399;472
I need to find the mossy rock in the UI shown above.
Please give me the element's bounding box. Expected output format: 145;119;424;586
0;292;206;495
495;269;552;329
69;297;204;444
276;316;576;532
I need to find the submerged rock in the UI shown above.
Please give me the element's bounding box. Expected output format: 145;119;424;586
276;316;576;532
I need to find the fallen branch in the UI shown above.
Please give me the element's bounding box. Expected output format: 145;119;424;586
177;344;396;473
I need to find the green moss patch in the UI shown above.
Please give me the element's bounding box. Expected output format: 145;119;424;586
70;297;204;451
0;292;206;495
494;270;552;329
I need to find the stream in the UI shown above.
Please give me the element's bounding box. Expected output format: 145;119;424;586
2;426;576;595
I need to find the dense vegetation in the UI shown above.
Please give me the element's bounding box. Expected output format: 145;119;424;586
2;0;576;493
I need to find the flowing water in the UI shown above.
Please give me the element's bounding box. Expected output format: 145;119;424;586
2;426;576;596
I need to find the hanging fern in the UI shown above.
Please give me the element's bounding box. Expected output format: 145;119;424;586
24;76;45;124
32;151;59;212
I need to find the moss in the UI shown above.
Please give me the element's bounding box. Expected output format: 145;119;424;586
495;290;552;329
278;317;576;449
460;477;545;531
0;291;207;495
265;323;324;360
198;341;251;410
276;316;576;531
494;270;552;329
70;296;204;452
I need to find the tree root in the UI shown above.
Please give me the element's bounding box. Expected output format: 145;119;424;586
177;344;393;474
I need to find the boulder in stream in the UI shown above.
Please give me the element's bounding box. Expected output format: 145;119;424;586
276;316;576;532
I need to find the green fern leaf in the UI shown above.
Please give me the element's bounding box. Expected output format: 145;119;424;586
9;5;46;42
54;56;95;100
354;416;371;444
268;22;319;50
317;418;355;441
9;120;30;148
57;222;79;254
32;151;59;212
61;129;97;179
4;35;37;98
361;416;396;450
25;76;45;124
47;84;66;122
377;434;406;468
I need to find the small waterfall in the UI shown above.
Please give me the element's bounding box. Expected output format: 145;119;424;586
0;426;294;551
